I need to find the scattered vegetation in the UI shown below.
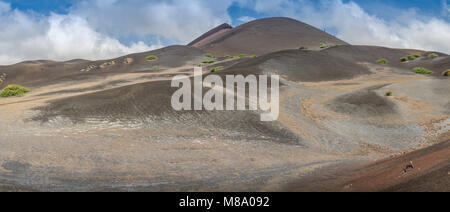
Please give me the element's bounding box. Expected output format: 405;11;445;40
251;55;257;58
442;69;450;76
204;53;215;58
385;91;393;97
99;60;116;69
210;66;224;73
224;54;249;59
0;84;31;97
81;64;97;72
152;65;160;70
376;58;388;65
407;55;417;61
320;44;329;49
401;54;422;62
0;73;6;85
202;60;216;64
146;55;158;61
428;53;439;59
299;46;308;50
412;67;433;75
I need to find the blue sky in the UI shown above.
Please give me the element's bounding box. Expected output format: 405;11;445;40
0;0;449;64
5;0;448;21
2;0;74;14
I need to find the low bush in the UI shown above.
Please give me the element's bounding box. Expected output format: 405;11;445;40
299;46;308;50
146;55;158;61
225;55;235;59
442;69;450;76
407;55;416;61
320;44;329;49
428;53;439;58
412;54;421;58
386;91;393;96
376;58;388;65
400;57;408;62
204;53;215;58
210;66;224;72
412;67;433;75
152;65;160;70
202;60;216;64
0;84;31;97
0;73;6;85
239;54;246;58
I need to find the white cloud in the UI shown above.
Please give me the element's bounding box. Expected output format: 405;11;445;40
0;0;233;65
443;0;450;17
239;0;450;54
0;2;161;65
70;0;233;44
0;0;449;65
0;1;9;13
237;16;256;23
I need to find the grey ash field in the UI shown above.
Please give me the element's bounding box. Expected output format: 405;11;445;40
0;17;448;191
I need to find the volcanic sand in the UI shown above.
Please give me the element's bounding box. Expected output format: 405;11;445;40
0;41;448;191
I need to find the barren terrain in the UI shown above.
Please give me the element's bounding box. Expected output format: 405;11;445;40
0;17;448;191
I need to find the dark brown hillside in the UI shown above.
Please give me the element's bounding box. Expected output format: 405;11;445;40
191;17;348;56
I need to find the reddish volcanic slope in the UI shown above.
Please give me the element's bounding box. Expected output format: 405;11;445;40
188;23;233;47
190;17;348;56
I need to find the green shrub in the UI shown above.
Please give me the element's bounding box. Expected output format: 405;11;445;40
251;55;257;58
412;67;433;75
152;65;160;70
299;46;308;50
376;58;388;65
146;55;158;61
400;57;408;62
204;53;215;58
428;53;439;58
407;55;416;61
320;44;329;49
0;84;31;97
225;55;235;59
210;66;224;72
412;54;421;58
442;69;450;76
239;54;246;58
202;60;216;64
386;91;393;96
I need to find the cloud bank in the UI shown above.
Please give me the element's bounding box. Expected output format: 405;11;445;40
237;0;450;54
0;0;232;65
0;2;158;65
0;0;449;65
